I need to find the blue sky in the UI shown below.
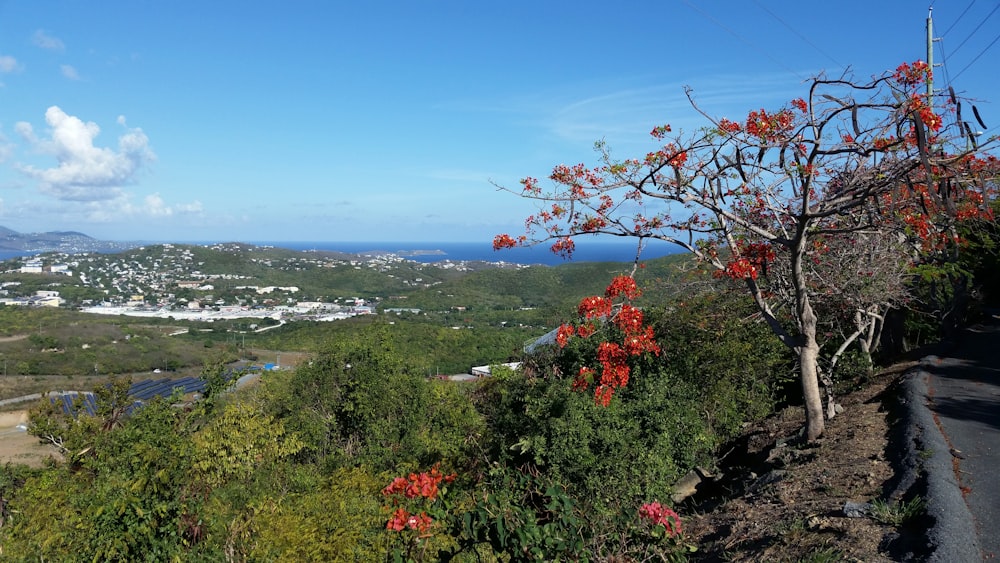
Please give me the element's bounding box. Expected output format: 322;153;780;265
0;1;997;243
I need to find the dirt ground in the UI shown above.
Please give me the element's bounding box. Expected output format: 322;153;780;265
0;411;60;468
682;364;922;562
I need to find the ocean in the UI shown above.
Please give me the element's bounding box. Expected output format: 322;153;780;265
248;240;682;266
0;239;683;267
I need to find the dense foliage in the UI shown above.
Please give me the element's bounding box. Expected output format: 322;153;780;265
0;272;800;561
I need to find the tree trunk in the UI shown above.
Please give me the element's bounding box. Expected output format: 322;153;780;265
792;230;825;441
799;327;825;441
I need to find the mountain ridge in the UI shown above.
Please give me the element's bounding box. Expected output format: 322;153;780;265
0;226;133;254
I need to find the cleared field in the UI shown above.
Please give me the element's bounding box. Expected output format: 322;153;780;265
0;411;60;467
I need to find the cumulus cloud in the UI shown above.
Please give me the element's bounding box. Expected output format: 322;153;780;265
16;106;156;201
80;193;203;222
0;131;13;163
60;64;80;80
32;30;65;51
0;55;18;73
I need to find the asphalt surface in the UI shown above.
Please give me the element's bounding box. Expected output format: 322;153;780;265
903;317;1000;561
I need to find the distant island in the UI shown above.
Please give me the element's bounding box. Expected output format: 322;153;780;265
0;226;140;255
394;249;446;257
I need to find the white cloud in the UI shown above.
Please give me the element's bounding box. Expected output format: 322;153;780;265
0;55;18;73
75;193;203;223
60;64;80;80
32;30;65;52
13;121;36;143
17;106;156;201
0;131;12;163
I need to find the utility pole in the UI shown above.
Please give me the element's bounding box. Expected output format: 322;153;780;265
926;7;936;108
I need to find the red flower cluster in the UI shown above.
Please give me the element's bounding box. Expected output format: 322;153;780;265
577;295;612;320
893;60;931;89
386;508;433;533
717;118;742;133
520;176;541;194
559;276;661;406
493;233;525;251
745;107;795;142
605;274;641;299
550;237;576;258
650;124;672;140
908;94;942;132
382;465;457;536
716;257;759;280
638;502;682;536
382;466;455;500
715;241;775;281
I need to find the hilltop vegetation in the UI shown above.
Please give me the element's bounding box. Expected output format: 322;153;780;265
0;214;995;560
0;281;793;561
0;245;692;380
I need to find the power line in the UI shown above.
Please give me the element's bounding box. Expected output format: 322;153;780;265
948;2;1000;57
751;0;845;70
939;0;977;38
937;37;954;89
679;0;807;80
950;29;1000;83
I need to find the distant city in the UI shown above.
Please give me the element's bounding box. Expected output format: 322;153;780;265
0;226;682;265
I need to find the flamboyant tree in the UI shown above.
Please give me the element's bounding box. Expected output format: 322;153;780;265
495;62;997;440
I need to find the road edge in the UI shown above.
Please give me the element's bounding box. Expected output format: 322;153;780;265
894;361;982;562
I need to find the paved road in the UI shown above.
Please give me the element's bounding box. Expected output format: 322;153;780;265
911;318;1000;561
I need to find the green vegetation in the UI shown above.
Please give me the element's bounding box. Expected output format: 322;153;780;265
0;277;787;560
0;307;236;380
869;497;927;527
0;223;995;560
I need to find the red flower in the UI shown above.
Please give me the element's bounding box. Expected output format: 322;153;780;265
550;237;576;258
578;296;612;320
638;502;682;536
605;275;641;300
718;118;742;133
387;507;410;531
573;367;595;391
382;476;408;496
493;234;523;250
556;323;575;348
650;124;672;139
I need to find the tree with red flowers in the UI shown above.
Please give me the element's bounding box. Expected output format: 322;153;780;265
496;62;997;441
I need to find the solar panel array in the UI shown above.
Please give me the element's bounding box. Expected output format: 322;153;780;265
48;376;211;418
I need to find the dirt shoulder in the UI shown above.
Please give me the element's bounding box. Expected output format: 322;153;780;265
683;365;924;562
0;410;61;468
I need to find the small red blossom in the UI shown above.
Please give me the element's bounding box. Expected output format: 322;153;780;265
605;275;641;299
382;477;409;497
578;296;613;320
551;237;575;258
575;323;596;339
650;124;672;139
715;257;759;280
493;234;524;251
594;385;614;407
387;507;410;531
718;118;742;133
791;98;808;113
745;107;795;142
573;367;595;390
893;60;931;89
383;465;455;502
556;324;575;348
638;502;682;536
